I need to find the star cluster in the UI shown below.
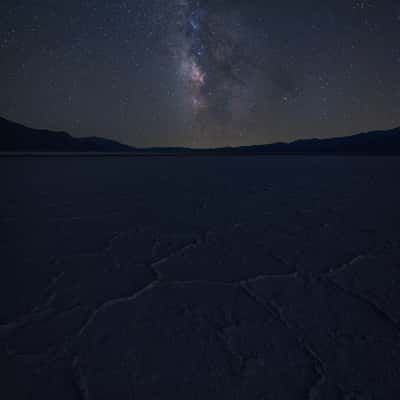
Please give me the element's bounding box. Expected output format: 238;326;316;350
0;0;399;147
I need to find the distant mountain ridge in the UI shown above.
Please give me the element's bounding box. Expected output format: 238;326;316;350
1;116;400;154
0;117;132;152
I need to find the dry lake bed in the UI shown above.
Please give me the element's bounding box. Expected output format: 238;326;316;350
1;156;400;399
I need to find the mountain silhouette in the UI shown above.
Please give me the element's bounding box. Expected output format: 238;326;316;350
1;116;400;154
0;117;132;152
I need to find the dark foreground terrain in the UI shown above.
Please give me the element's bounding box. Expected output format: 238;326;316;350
1;156;400;399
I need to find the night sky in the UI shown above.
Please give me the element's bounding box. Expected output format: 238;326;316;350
1;1;399;148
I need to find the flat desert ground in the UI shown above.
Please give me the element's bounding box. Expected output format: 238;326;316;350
1;156;400;399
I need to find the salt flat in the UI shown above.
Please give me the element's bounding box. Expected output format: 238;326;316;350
1;156;400;399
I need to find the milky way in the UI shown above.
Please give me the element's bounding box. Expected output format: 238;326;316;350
178;0;207;113
163;0;260;141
